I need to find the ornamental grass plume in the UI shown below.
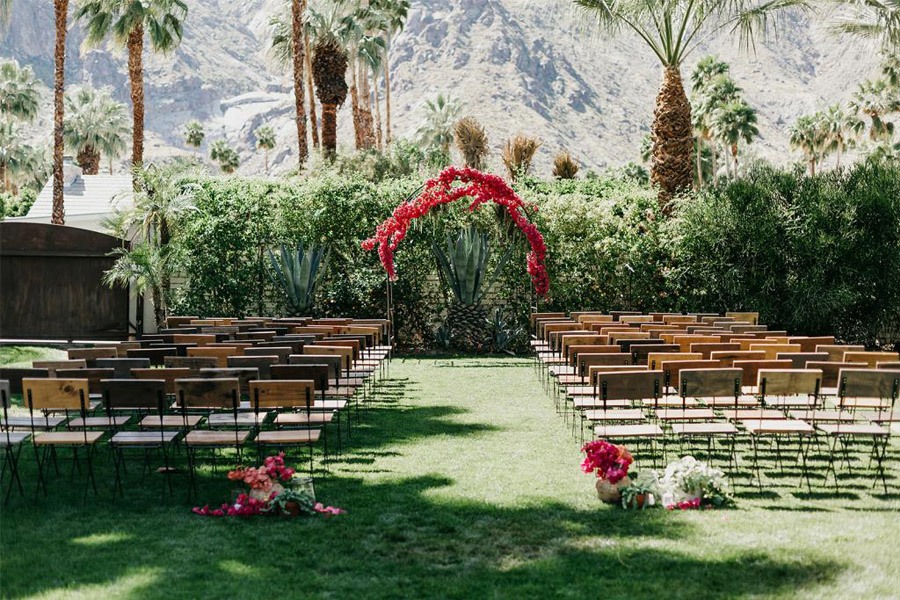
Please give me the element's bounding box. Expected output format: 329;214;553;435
552;150;579;179
454;116;489;169
502;133;541;180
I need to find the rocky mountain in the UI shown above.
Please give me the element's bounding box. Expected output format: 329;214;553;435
1;0;882;176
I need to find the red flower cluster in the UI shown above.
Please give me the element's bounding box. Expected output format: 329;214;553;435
361;166;550;296
667;498;703;511
192;493;272;517
313;503;346;517
581;440;633;484
227;453;295;491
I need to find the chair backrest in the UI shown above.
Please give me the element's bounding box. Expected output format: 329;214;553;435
560;335;606;358
126;347;178;366
250;380;315;409
318;338;360;360
95;358;152;378
680;368;742;398
33;359;87;375
878;362;900;370
774;352;829;369
0;379;9;411
648;352;701;370
197;367;259;395
132;367;193;394
227;356;279;379
175;378;240;409
758;368;822;396
658;359;719;388
733;359;792;387
788;336;836;353
838;368;900;400
567;345;621;365
172;333;218;346
815;344;865;363
672;335;721;352
690;343;741;359
163;356;219;374
289;354;342;380
55;368;115;394
238;330;276;341
186;346;238;367
305;345;352;371
805;361;867;388
22;378;90;411
709;350;766;367
0;368;50;394
619;315;654;324
842;351;900;369
101;379;166;411
67;347;119;364
271;364;330;394
254;342;302;357
607;331;650;346
531;312;567;328
595;370;663;401
630;344;679;365
725;311;759;324
578;353;633;376
748;343;802;360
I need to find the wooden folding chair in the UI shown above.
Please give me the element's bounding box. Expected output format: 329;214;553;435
251;380;322;476
227;355;280;380
1;380;29;502
187;346;239;367
102;379;179;497
589;371;665;463
177;378;248;498
818;369;898;492
23;378;104;499
33;360;87;376
670;368;741;471
163;356;219;374
95;358;151;378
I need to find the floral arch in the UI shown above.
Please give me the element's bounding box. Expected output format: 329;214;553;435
361;167;550;296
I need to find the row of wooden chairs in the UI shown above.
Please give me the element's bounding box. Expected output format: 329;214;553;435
531;311;899;492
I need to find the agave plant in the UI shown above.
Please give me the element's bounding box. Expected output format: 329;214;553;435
268;242;329;316
433;225;511;349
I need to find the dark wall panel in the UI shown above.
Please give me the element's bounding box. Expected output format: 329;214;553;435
1;223;128;340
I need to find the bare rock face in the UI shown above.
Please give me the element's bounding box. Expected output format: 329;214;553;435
1;0;880;176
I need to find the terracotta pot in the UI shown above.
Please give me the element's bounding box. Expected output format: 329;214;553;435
284;501;302;517
635;494;646;509
596;476;631;504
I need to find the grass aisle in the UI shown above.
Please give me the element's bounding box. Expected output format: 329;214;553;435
1;356;899;598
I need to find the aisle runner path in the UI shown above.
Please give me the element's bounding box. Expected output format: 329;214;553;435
336;356;593;508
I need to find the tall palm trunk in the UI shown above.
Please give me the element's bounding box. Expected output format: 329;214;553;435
383;43;392;145
322;103;337;160
731;144;739;176
835;139;843;169
694;137;703;188
52;0;68;225
374;76;383;150
303;30;319;150
809;158;816;177
350;61;363;149
126;24;145;188
651;66;693;211
77;146;100;174
711;140;718;185
360;66;375;148
291;0;308;168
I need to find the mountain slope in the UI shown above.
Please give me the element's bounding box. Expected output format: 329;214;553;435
1;0;881;176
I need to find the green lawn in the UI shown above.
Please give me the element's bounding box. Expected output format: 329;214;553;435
1;356;899;599
0;346;66;369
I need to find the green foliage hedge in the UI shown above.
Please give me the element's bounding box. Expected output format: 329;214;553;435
170;161;900;348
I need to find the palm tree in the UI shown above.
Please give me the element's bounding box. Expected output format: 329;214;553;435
454;117;489;169
690;57;732;186
306;1;353;160
710;99;758;177
415;94;462;155
53;0;69;224
0;121;22;192
575;0;797;211
105;164;198;327
255;125;277;173
290;0;309;168
822;103;863;168
851;77;899;141
790;113;828;176
356;33;387;149
210;140;240;174
183;120;204;149
828;0;900;51
269;8;320;151
371;0;409;145
76;0;188;182
63;86;130;175
0;0;10;28
0;60;42;122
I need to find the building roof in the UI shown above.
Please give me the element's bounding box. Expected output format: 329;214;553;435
23;174;133;220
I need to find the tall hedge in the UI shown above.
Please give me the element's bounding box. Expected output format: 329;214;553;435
170;162;900;348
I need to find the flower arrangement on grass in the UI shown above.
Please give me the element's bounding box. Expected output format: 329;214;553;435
581;443;734;510
192;453;345;518
361;166;550;296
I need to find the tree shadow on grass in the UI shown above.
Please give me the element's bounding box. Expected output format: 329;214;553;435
1;475;843;599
